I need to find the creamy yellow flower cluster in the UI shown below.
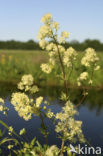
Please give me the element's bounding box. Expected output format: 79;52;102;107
38;13;59;41
38;14;78;74
19;128;26;135
0;98;4;111
78;72;88;81
46;109;55;119
40;63;53;74
11;92;33;120
59;31;69;44
45;145;59;156
0;98;9;115
11;75;45;120
55;101;85;143
63;47;77;67
11;92;44;120
38;13;69;44
18;74;39;93
40;44;67;74
8;126;13;136
77;72;88;86
77;48;100;86
81;48;100;69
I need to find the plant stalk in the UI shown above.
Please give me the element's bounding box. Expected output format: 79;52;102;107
60;139;65;156
53;36;68;97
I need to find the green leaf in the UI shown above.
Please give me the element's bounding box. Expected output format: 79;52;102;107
0;137;18;145
30;137;36;148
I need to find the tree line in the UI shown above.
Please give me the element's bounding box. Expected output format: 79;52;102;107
0;39;103;51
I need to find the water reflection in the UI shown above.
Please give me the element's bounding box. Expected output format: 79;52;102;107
0;83;103;115
40;86;103;115
0;83;103;151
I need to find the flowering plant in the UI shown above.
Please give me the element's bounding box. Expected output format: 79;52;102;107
0;13;100;156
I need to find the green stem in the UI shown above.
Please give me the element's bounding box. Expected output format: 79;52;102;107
60;139;65;156
52;36;68;97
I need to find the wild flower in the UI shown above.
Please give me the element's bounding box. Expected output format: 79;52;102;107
39;39;48;49
46;109;55;118
0;105;3;111
19;128;26;135
0;13;101;156
77;72;88;86
94;65;100;70
59;31;69;43
8;145;14;149
0;98;4;104
18;74;39;93
11;92;33;120
81;48;99;68
78;72;88;81
63;47;77;67
0;98;9;114
19;74;34;86
52;21;59;31
55;101;85;143
45;145;59;156
35;96;43;107
8;126;13;136
40;63;53;74
41;13;52;24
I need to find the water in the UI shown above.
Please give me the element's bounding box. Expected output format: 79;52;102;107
0;84;103;154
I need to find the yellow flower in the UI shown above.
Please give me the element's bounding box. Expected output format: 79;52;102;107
8;145;14;149
37;25;52;40
0;98;4;104
46;43;56;51
39;40;48;49
45;145;59;156
0;105;3;111
81;48;99;67
63;47;77;67
18;75;39;94
52;21;59;30
11;92;32;120
59;31;70;43
94;65;100;71
19;128;26;135
21;74;34;86
55;101;85;143
78;72;88;81
41;13;52;23
47;110;55;118
89;79;93;84
36;96;43;107
8;126;13;136
41;63;53;74
61;31;69;38
43;106;47;110
77;72;88;85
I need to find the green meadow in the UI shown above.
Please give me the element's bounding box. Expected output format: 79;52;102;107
0;49;103;88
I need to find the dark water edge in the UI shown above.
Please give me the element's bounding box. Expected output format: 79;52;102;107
0;83;103;155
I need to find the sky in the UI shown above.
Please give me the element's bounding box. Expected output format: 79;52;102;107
0;0;103;42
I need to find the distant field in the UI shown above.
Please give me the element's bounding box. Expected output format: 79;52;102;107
0;49;103;87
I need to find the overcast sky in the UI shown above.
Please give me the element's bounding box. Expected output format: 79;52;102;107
0;0;103;42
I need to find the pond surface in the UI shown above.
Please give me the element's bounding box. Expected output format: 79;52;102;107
0;84;103;155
